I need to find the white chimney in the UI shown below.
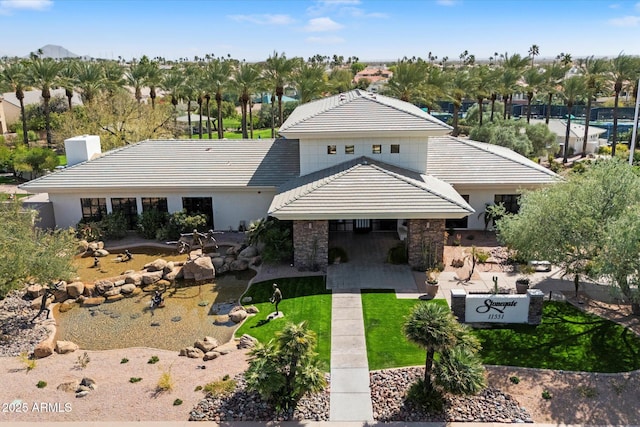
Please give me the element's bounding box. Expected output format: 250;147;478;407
64;135;101;167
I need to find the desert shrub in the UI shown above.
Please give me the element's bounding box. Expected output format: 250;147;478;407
99;212;129;239
173;398;183;406
137;209;169;239
18;351;37;372
406;378;444;412
474;249;490;264
156;370;174;392
75;352;90;369
157;210;208;240
542;390;552;400
129;377;142;383
203;377;237;395
36;380;47;388
387;242;408;264
76;221;102;241
509;376;520;384
247;217;293;263
120;358;129;364
147;355;159;364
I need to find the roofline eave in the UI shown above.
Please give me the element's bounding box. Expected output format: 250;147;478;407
279;129;452;139
268;211;473;221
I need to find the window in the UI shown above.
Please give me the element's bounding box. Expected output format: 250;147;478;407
372;144;382;154
182;197;214;227
445;195;470;229
327;145;337;155
80;198;107;222
494;194;520;214
345;145;355;155
111;198;138;230
141;197;168;213
390;144;400;154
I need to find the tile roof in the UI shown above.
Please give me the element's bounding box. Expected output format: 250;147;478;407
268;156;474;220
278;89;452;135
20;139;300;192
425;136;560;186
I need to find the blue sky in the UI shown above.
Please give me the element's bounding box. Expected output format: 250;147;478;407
1;0;639;62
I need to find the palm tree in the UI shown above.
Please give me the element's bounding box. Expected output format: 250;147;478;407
1;61;30;145
405;303;458;393
469;65;493;126
420;63;449;111
447;67;472;136
609;53;637;156
141;57;163;109
161;66;186;135
233;62;262;138
560;75;585;163
580;56;609;157
541;62;567;124
522;67;545;123
265;51;299;127
58;60;78;110
205;58;233;139
125;59;148;104
293;61;327;104
528;44;540;67
75;61;105;104
497;67;519;120
102;61;125;96
384;60;427;103
28;57;63;148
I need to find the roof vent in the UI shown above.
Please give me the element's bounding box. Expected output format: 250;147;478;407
339;93;346;102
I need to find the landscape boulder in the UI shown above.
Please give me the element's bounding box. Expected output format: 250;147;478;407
124;273;143;286
94;249;109;257
120;283;136;294
203;351;220;361
94;280;114;294
194;336;219;353
179;346;205;359
144;259;168;272
237;334;257;349
66;281;85;298
182;256;215;281
27;284;44;299
229;308;248;323
141;270;163;285
230;259;249;271
55;340;79;354
238;245;259;258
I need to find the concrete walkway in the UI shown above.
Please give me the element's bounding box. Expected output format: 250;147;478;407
329;289;374;422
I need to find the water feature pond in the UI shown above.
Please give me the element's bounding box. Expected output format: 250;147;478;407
54;246;255;350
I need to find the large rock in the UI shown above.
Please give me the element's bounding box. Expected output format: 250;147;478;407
203;351;220;361
34;340;55;358
105;294;124;302
230;259;249;271
229;309;248;323
57;381;80;393
245;305;259;314
239;245;259;259
144;259;167;272
141;270;164;285
182;256;215;281
94;249;109;257
95;280;114;294
179;346;204;359
194;336;219;353
120;283;136;294
55;340;79;354
30;294;54;310
66;281;85;298
226;244;243;256
124;273;143;286
163;266;183;282
83;283;96;297
211;257;225;269
58;299;77;313
27;284;44;298
103;288;121;297
81;296;105;307
87;242;99;252
237;334;257;349
163;261;175;274
77;240;90;253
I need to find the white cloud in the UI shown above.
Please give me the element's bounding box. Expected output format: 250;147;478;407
608;15;640;26
0;0;52;14
340;6;387;18
305;36;345;44
227;14;294;25
307;0;360;15
304;17;344;32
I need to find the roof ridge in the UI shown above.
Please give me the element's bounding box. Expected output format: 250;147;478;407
280;90;362;131
444;136;559;179
366;93;452;129
368;162;473;212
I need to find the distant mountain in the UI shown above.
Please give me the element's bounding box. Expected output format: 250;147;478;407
28;44;80;59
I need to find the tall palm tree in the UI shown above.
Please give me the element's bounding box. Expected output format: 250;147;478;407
1;61;30;145
560;75;585;163
528;44;540;67
609;53;637;156
469;65;493;126
161;66;186;136
58;60;78;110
76;61;105;104
205;58;233;139
541;62;567;124
293;61;327;104
265;51;298;127
233;62;262;138
420;63;449;111
141;57;163;109
102;61;125;96
497;67;519;120
447;67;472;136
580;56;609;157
384;60;428;103
522;67;545;123
28;57;63;148
125;59;148;104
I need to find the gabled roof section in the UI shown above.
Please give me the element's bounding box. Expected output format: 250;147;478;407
279;89;452;136
426;136;560;186
269;156;473;220
20;139;300;192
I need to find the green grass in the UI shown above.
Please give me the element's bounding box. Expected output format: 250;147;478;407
184;128;274;140
474;301;640;372
235;276;332;370
362;289;449;370
362;292;640;373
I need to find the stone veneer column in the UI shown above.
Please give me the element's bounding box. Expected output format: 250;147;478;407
450;289;467;322
407;219;446;270
527;289;545;325
293;220;329;271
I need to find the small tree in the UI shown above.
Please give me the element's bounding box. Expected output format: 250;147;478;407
403;303;485;406
244;321;326;411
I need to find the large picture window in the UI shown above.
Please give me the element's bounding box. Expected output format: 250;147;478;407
182;197;214;228
111;198;138;230
445;195;470;229
141;197;168;213
494;194;520;214
80;198;107;222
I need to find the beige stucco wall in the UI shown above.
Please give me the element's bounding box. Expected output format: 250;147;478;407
299;136;429;176
47;189;276;231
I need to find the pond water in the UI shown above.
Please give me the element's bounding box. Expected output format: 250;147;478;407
54;246;255;351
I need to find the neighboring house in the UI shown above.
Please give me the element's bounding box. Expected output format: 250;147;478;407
20;90;558;270
532;118;606;155
0;88;82;132
353;66;392;93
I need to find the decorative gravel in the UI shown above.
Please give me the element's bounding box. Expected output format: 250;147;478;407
0;290;49;356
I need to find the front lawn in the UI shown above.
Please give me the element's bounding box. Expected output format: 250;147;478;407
362;289;448;370
235;276;332;370
361;291;640;373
